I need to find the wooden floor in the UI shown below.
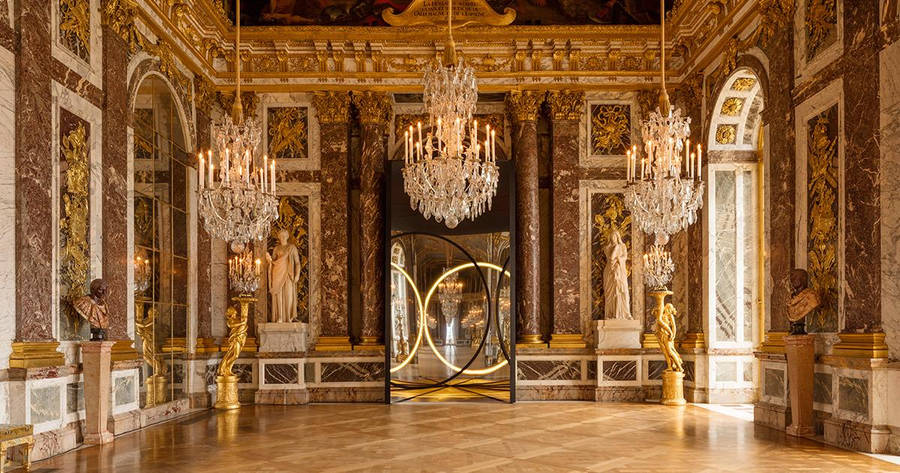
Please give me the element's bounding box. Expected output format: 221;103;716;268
36;403;897;472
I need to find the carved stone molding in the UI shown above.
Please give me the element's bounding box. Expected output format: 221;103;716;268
352;91;392;126
505;91;543;123
546;90;585;121
313;91;350;125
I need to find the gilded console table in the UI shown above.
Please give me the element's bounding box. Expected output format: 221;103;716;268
0;424;33;472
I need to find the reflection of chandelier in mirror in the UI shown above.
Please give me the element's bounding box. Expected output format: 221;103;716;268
133;255;151;294
199;0;278;252
623;0;704;251
438;269;463;320
402;0;499;229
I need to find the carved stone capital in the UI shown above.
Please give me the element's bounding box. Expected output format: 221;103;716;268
505;90;542;123
352;91;392;125
313;91;351;125
546;90;585;121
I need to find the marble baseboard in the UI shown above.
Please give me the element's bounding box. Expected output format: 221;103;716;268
823;417;892;454
255;388;309;405
238;388;257;404
685;386;709;403
188;391;212;409
140;399;192;428
594;386;645;402
707;387;756;404
516;385;593;401
32;421;80;462
109;409;141;436
308;386;385;403
754;401;790;431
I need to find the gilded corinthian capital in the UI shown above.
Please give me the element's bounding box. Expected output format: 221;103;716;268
546;90;585;121
352;91;392;125
313;91;351;124
505;91;543;123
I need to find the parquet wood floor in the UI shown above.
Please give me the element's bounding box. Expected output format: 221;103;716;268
34;403;899;472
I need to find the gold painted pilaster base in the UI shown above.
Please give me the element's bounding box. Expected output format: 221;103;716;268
661;370;686;406
641;333;659;349
354;337;383;351
195;338;220;353
214;375;240;410
679;332;706;351
9;342;65;369
161;338;186;353
316;336;353;352
831;332;889;358
111;340;139;362
144;374;168;407
758;331;787;354
516;334;546;348
549;334;586;349
241;337;258;353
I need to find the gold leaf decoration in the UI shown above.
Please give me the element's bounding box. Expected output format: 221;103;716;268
59;0;90;61
806;0;838;61
268;197;310;323
267;107;308;160
731;78;756;92
806;105;839;332
715;124;737;144
394;113;429;141
720;98;744;116
590;104;631;155
59;118;91;339
591;194;631;320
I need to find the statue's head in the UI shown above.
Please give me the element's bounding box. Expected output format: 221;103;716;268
790;269;809;293
89;278;108;300
278;229;290;244
608;229;622;246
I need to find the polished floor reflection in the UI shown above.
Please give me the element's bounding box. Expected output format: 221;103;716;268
36;403;896;472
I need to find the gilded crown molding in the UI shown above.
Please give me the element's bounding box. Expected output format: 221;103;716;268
546;90;585;121
313;92;351;125
505;91;543;123
352;91;392;126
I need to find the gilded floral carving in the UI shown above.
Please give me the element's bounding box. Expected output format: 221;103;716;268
731;78;756;91
591;193;631;320
806;0;838;61
59;115;91;339
546;90;585;121
102;0;142;53
312;92;350;124
268;197;310;323
590;104;631;155
267;107;308;160
720;98;744;116
715;124;737;145
59;0;90;61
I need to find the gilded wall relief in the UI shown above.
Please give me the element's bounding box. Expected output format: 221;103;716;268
590;104;631;155
59;0;90;62
267;107;308;160
591;193;631;320
730;78;756;92
720;98;744;117
268;196;310;323
715;124;737;145
806;104;839;332
59;109;91;340
805;0;838;61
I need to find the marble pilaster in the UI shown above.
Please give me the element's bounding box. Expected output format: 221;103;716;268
196;110;212;342
15;0;54;342
547;90;586;347
352;92;391;348
312;92;351;350
506;91;543;345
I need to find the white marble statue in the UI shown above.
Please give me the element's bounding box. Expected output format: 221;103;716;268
265;229;301;323
603;229;632;320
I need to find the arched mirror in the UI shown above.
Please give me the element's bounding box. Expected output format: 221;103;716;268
132;75;190;408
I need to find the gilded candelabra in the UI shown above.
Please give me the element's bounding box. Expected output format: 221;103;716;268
215;295;252;410
135;300;168;406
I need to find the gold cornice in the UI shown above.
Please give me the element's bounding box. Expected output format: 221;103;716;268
214;83;672;94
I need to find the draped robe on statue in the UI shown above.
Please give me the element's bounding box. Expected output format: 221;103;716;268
268;242;301;323
603;229;632;320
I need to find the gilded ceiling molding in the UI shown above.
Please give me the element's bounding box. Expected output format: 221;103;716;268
505;91;543;123
352;91;392;126
546;90;585;121
312;92;351;125
382;0;516;27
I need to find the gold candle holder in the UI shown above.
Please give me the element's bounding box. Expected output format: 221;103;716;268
215;295;253;410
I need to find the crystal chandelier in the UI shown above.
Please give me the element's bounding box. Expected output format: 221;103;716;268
643;245;675;289
402;0;499;229
624;0;704;247
199;0;278;252
228;250;261;295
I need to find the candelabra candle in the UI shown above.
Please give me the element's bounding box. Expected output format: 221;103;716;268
228;251;261;295
134;256;151;294
643;245;675;289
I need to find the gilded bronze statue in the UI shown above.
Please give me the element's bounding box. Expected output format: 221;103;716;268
788;269;820;335
73;279;109;341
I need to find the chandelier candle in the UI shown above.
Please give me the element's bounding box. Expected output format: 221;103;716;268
228;251;261;296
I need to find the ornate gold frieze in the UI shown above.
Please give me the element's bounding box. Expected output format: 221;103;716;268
313;91;350;124
268;197;310;322
267;107;308;160
591;193;631;320
468;54;512;73
59;119;91;340
590;104;631;155
806;105;839;332
720;97;744;116
352;91;392;125
805;0;838;61
505;91;542;123
546;90;584;121
715;124;736;144
731;77;756;91
59;0;90;61
381;0;516;27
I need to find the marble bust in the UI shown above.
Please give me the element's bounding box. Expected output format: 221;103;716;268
603;229;632;320
788;269;820;335
73;278;109;341
266;229;301;323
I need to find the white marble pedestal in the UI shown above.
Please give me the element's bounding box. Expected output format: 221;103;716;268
258;323;307;353
595;319;642;349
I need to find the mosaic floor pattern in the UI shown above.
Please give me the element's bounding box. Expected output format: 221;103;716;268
36;403;898;472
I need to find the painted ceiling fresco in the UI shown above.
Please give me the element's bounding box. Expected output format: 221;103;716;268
232;0;668;27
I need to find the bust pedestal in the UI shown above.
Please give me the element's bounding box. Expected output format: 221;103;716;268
81;340;115;444
785;334;815;437
258;323;307;353
595;319;642;349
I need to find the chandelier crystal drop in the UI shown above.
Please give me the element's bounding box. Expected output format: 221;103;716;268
402;0;499;229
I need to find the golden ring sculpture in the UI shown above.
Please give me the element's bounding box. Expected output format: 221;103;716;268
390;262;511;376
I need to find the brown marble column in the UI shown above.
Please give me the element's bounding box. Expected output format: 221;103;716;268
506;91;544;346
546;90;586;349
313;92;352;351
352;91;391;349
11;0;63;368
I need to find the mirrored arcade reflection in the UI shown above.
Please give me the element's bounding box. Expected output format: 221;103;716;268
388;233;513;402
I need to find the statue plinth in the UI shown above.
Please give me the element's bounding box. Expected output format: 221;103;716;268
661;370;686;406
785;334;816;437
215;375;240;410
259;322;307;353
81;340;115;444
595;319;642;349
